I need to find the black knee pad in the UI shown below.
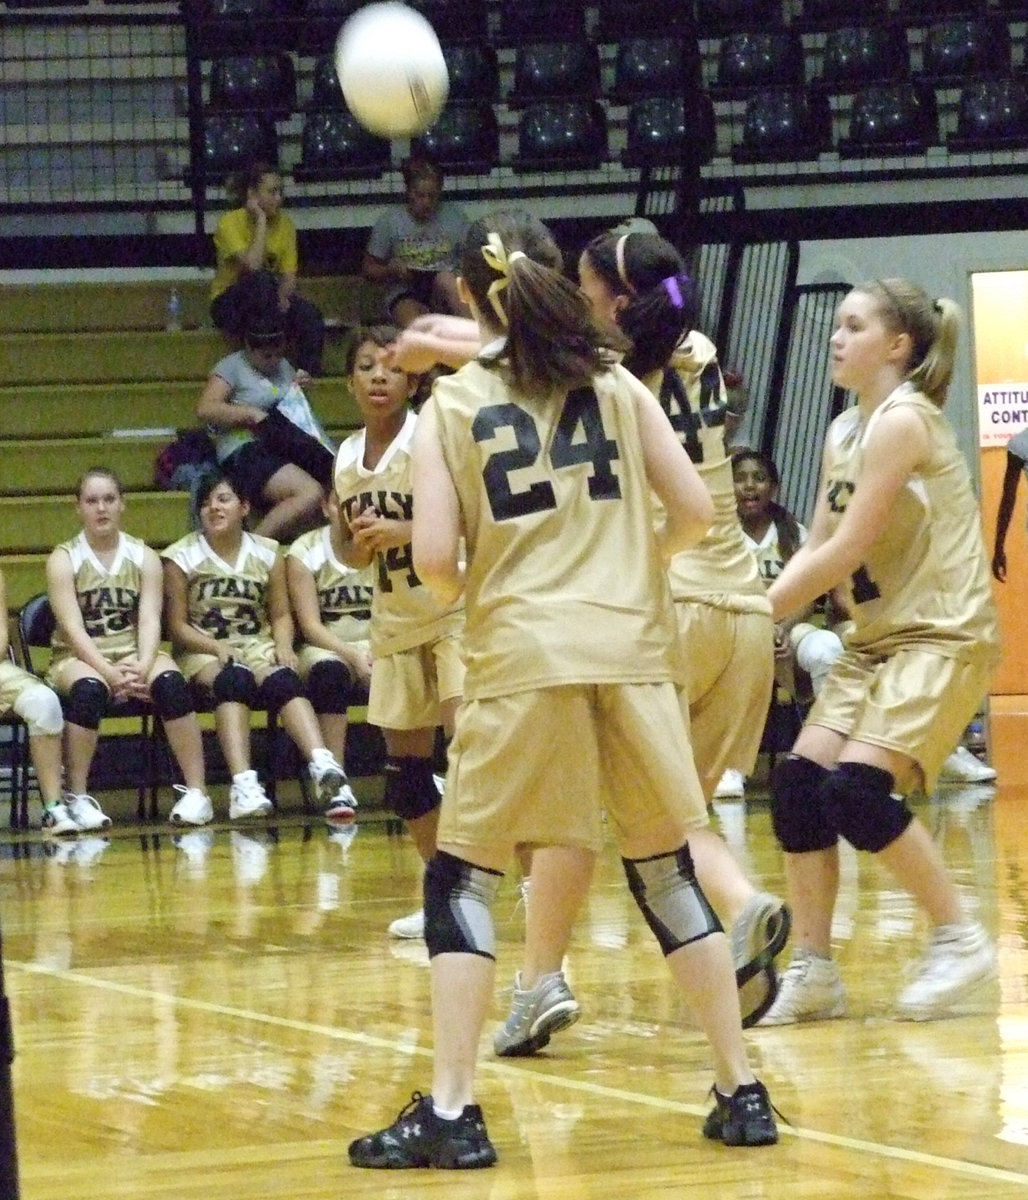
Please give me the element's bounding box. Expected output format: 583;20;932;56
622;843;722;956
423;850;503;960
771;754;836;853
383;756;440;821
149;670;195;721
305;658;355;714
63;677;110;730
212;662;259;707
259;667;305;711
820;761;913;852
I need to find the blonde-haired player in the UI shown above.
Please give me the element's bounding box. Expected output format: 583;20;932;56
763;278;999;1023
162;471;356;823
46;467;213;829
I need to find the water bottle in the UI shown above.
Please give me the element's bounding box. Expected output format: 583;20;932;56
165;288;182;332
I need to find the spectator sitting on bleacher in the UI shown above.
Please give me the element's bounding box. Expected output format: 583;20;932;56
362;156;470;329
196;314;333;541
161;470;359;825
1;568;68;833
45;467;215;829
210;161;325;376
286;489;374;777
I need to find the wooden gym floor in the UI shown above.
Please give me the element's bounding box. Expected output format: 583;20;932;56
1;780;1027;1199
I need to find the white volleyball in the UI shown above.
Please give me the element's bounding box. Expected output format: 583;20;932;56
334;3;449;138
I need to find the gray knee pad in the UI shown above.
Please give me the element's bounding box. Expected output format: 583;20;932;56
622;844;722;956
771;754;836;853
820;761;913;853
150;670;195;721
63;677;110;730
383;756;440;821
212;662;259;707
423;850;503;960
259;667;304;711
13;682;63;736
306;658;355;714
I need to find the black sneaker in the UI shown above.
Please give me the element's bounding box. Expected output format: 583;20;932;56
702;1080;779;1147
348;1091;497;1169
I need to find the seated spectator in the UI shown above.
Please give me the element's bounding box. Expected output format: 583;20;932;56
196;315;333;541
1;568;68;833
210;162;325;376
286;490;374;771
162;471;359;824
362;156;469;329
45;468;214;829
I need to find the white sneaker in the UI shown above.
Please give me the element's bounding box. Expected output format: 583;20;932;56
41;801;80;836
228;770;273;819
714;769;746;799
65;792;112;831
388;908;425;939
895;922;996;1020
937;746;997;785
759;950;846;1025
169;785;214;826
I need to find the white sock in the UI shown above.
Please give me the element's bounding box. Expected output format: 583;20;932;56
432;1103;464;1121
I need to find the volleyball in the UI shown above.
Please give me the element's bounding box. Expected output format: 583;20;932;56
334;3;449;138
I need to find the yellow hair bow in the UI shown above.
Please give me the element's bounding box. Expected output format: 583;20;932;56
481;233;526;327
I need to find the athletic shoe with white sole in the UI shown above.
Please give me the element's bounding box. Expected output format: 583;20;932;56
759;950;846;1025
169;784;214;826
65;792;112;831
228;769;273;819
937;746;997;785
895;921;996;1020
41;801;80;836
731;892;791;982
316;768;358;823
494;970;580;1056
388;908;425;939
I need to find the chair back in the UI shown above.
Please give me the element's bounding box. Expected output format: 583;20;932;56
951;78;1028;150
510;42;601;105
843;81;938;155
623;94;716;168
202;114;279;182
922;18;1011;82
716;29;805;92
820;24;908;87
611;37;700;103
295;111;391;180
208;52;296;118
514;100;608;171
412;102;500;174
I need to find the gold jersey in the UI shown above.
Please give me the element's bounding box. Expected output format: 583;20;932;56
823;384;999;661
49;530;147;664
431;359;678;701
647;332;770;615
333;408;463;656
161;530;278;644
287;525;374;644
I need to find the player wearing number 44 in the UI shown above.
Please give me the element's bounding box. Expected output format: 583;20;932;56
332;326;464;938
162;471;358;825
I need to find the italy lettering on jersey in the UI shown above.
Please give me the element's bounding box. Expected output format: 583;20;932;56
822;383;999;660
431;360;678;700
744;521;809;586
50;530;145;660
333;408;463;656
162;530;277;643
287;525;373;642
648;331;769;612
